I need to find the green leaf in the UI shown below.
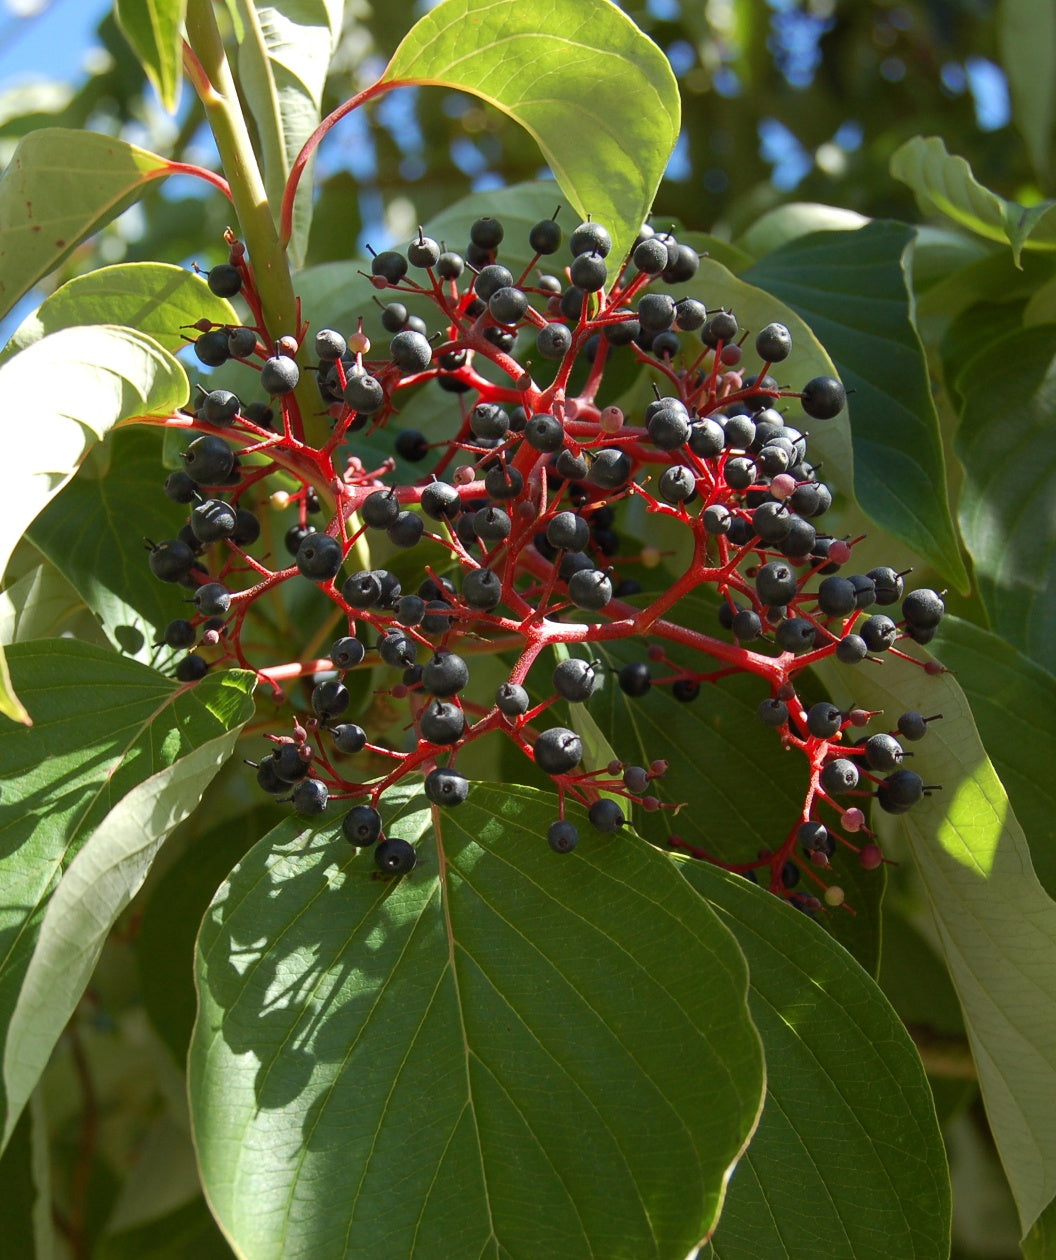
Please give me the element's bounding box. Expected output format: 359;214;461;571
815;648;1056;1238
954;323;1056;672
27;428;207;662
233;1;343;265
0;326;186;721
1023;1194;1056;1260
890;135;1056;265
0;641;255;1148
382;0;680;269
136;801;282;1063
681;865;950;1260
997;0;1056;183
190;783;765;1258
0;128;171;322
1;263;238;362
744;222;970;592
735;200;868;260
0;1090;52;1259
115;0;188;114
96;1196;235;1260
0;562;106;649
930;617;1056;899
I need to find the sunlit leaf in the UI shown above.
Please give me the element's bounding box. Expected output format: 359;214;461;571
0;641;255;1148
191;783;764;1258
233;0;344;264
0;129;171;322
115;0;188;114
2;263;238;362
816;648;1056;1238
930;616;1056;899
383;0;680;268
890;135;1056;265
0;326;186;721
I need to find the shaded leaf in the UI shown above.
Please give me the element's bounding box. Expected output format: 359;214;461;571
0;1090;52;1259
96;1195;235;1260
997;0;1056;184
745;222;970;591
115;0;187;114
681;865;950;1260
890;135;1056;265
815;647;1056;1238
191;783;764;1259
0;641;255;1147
233;0;343;265
579;597;884;976
383;0;680;268
930;616;1056;899
27;428;206;662
0;128;171;322
1023;1193;1056;1259
1;262;238;362
136;802;282;1063
954;323;1056;672
0;326;186;721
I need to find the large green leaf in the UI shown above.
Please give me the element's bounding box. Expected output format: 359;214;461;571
0;641;255;1149
115;0;188;114
930;616;1056;899
997;0;1056;183
28;428;206;662
954;325;1056;673
0;129;171;322
0;325;186;722
745;221;970;592
890;136;1056;265
681;865;950;1260
383;0;679;269
233;0;343;265
1;263;238;362
190;783;765;1258
816;648;1056;1239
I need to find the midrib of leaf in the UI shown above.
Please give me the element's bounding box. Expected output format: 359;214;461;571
436;813;500;1253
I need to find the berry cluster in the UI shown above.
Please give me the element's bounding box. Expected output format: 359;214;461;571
146;213;944;903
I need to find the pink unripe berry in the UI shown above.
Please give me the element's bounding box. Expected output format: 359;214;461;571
828;539;853;564
454;465;475;485
642;796;660;811
720;344;742;365
649;759;669;777
771;473;797;500
859;843;884;870
348;331;371;354
600;405;623;433
842;807;866;833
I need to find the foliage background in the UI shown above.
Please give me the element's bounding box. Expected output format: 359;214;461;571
0;1;1054;1257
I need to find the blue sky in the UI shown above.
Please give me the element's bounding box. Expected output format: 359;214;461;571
0;0;112;85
